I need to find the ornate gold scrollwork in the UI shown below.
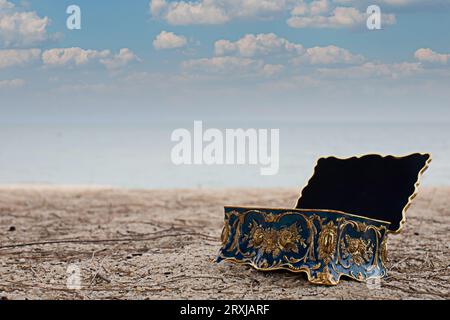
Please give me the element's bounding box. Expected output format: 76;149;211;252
218;208;388;285
336;219;382;271
248;221;306;258
340;235;373;266
311;265;336;286
318;221;338;264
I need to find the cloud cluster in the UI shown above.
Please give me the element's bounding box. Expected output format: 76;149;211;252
181;32;441;82
0;0;51;48
218;33;365;63
42;47;139;69
100;48;140;70
0;78;25;89
292;45;365;64
0;47;138;70
183;33;367;78
150;0;229;25
150;0;299;25
317;61;423;79
149;0;399;29
183;56;264;73
42;47;110;67
415;48;450;64
287;0;396;28
334;0;450;9
0;48;41;68
1;0;446;94
214;33;304;57
153;31;187;49
181;55;284;77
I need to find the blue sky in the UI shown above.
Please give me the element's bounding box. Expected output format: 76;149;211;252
1;0;450;124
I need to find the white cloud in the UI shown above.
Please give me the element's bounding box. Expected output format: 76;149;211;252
187;33;439;84
214;33;363;65
153;31;187;49
150;0;229;25
150;0;168;15
333;0;450;12
292;0;330;16
0;0;51;47
100;48;140;70
288;2;396;28
149;0;401;28
335;0;450;7
375;0;412;4
0;78;25;89
182;56;283;77
317;62;423;79
54;82;115;94
225;0;291;17
0;0;14;9
42;47;110;67
182;56;262;72
149;0;295;25
292;45;365;64
415;48;450;64
261;63;284;76
188;32;428;82
214;33;304;57
42;47;138;69
0;48;41;68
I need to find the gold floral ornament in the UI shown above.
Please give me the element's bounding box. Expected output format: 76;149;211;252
248;222;306;258
312;266;336;285
340;235;373;266
318;221;338;263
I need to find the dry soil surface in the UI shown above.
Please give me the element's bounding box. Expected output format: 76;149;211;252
0;186;449;300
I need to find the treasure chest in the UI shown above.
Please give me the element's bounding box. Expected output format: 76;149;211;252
216;153;431;285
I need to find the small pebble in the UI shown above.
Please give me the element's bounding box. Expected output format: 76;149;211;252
8;226;16;232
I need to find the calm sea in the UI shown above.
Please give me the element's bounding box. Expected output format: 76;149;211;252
0;122;448;188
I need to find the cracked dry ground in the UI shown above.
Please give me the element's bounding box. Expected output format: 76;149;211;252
0;186;448;299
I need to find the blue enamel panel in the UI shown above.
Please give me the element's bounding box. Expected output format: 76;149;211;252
217;207;389;285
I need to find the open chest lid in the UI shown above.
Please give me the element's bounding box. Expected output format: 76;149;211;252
296;153;431;233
